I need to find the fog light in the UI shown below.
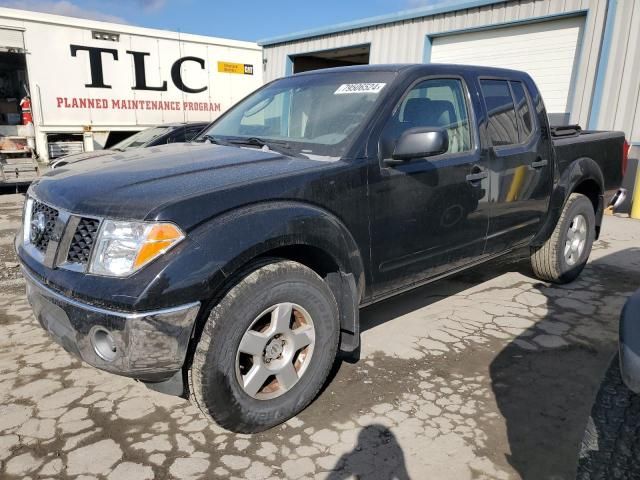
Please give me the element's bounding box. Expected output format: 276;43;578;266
92;328;117;362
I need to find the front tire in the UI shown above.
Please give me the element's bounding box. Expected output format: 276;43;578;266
188;260;339;433
577;355;640;479
531;193;596;283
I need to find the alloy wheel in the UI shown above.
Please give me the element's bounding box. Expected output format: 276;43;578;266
235;302;316;400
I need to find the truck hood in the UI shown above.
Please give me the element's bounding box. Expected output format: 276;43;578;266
32;142;331;221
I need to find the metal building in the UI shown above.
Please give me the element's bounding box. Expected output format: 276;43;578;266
259;0;640;152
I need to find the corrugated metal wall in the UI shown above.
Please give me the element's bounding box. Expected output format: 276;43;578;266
595;0;640;143
264;0;608;130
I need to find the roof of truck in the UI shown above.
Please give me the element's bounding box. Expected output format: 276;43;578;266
294;63;528;78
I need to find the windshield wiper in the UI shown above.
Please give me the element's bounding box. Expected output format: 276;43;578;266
200;134;308;158
200;134;233;146
227;137;308;158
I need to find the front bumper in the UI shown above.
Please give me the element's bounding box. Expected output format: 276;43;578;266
23;267;200;382
619;289;640;394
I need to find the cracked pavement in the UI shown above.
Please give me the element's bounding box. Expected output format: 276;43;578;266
1;191;639;479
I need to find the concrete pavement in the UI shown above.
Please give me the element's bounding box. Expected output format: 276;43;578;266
1;191;639;479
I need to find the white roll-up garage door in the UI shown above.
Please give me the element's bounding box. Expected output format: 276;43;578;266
431;16;584;121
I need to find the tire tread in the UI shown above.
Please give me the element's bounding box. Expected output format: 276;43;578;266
531;193;594;283
188;259;339;433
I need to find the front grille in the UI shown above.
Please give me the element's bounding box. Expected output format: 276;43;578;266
30;200;59;253
67;217;100;265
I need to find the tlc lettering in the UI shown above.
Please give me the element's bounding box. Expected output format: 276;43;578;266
69;44;208;93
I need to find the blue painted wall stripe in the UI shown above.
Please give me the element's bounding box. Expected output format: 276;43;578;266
588;0;618;129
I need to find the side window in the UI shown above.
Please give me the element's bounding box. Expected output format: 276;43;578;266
185;126;205;141
480;79;518;147
510;81;534;140
382;78;472;157
165;129;186;144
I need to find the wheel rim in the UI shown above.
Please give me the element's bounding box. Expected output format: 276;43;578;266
235;302;316;400
564;213;588;266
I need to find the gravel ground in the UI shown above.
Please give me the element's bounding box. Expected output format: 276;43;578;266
1;191;639;480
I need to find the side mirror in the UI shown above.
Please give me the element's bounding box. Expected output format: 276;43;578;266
388;128;449;163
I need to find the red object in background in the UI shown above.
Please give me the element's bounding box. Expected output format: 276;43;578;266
622;139;630;177
20;96;32;125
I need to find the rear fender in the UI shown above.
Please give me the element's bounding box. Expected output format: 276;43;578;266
531;157;604;246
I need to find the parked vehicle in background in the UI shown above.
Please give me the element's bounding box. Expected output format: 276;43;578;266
578;289;640;479
50;122;208;169
17;64;626;433
0;6;262;181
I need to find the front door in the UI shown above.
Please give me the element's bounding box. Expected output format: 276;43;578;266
479;79;553;253
369;76;490;296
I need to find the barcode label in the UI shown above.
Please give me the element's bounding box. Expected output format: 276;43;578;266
334;83;387;95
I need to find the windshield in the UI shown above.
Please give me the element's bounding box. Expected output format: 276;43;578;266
112;126;171;150
201;71;396;158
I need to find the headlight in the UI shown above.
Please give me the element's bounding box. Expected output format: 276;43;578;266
89;220;184;277
22;196;34;244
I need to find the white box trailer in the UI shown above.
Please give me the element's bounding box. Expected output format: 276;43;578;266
0;7;263;166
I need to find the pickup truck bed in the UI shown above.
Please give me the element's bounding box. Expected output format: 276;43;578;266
553;129;624;192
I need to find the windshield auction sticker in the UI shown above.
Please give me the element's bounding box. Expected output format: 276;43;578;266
334;83;387;95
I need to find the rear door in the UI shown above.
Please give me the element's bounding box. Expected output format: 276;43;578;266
369;75;491;295
480;78;553;253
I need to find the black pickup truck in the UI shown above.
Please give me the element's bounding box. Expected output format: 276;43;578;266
16;64;627;433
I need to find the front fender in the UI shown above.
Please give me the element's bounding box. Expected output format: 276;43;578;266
531;157;604;246
620;289;640;394
189;200;366;301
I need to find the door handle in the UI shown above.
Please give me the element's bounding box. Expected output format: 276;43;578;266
466;167;488;183
531;158;548;169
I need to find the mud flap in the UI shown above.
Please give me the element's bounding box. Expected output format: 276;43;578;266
325;271;360;352
143;370;185;397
